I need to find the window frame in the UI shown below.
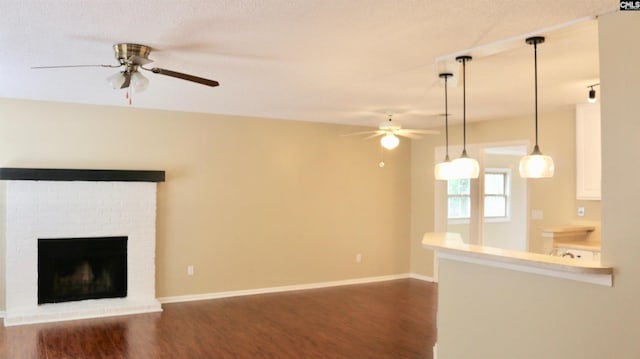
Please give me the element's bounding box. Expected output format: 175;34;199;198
483;168;511;223
446;168;512;224
446;178;471;222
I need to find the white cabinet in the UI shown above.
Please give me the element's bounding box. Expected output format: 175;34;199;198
576;103;601;200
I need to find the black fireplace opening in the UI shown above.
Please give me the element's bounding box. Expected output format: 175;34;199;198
38;236;127;304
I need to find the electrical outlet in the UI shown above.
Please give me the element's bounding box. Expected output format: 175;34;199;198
187;265;194;276
356;253;362;263
578;207;585;217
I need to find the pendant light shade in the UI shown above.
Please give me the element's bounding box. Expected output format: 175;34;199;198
452;153;480;179
519;36;554;178
519;148;555;178
434;160;456;180
435;72;454;180
450;55;479;179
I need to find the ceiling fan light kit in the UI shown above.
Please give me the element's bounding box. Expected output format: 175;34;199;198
519;36;555;178
107;71;149;92
380;133;400;150
107;44;150;92
379;116;401;150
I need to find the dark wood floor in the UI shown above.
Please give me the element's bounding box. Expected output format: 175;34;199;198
0;278;437;358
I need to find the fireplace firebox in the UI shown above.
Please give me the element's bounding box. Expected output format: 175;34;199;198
38;236;127;304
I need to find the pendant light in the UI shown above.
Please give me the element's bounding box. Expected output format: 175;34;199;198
434;72;455;180
519;36;554;178
451;55;479;179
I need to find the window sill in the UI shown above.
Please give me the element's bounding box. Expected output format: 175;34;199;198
484;217;511;223
422;232;613;286
447;218;470;225
447;217;512;225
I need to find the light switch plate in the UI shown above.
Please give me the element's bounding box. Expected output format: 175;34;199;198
531;209;543;220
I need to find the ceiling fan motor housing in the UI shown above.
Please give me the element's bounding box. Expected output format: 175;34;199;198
379;120;402;132
113;43;151;70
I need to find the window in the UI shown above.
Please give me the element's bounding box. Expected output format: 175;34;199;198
484;171;509;219
447;179;470;219
447;170;510;220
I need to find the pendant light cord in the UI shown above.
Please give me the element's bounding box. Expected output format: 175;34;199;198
526;36;546;154
454;55;472;158
461;57;468;156
534;41;539;151
444;75;450;160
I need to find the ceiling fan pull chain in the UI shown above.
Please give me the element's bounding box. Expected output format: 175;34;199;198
125;88;132;105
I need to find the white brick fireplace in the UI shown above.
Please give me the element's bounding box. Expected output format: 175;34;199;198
1;168;165;326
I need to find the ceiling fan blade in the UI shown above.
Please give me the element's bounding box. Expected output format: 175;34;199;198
149;67;219;87
120;72;131;89
31;64;121;69
363;133;384;140
340;130;381;137
401;129;440;135
397;132;423;139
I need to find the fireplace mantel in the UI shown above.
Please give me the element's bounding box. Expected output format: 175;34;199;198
0;167;165;182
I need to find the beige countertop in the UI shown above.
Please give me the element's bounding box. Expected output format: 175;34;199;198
542;225;601;252
422;232;612;276
542;225;596;234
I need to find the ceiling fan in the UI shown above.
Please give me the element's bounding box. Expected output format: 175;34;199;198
345;115;439;150
32;43;219;93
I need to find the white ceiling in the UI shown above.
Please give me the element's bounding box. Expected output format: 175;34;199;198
0;1;618;129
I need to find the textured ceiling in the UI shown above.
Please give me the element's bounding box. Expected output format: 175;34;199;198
0;0;618;129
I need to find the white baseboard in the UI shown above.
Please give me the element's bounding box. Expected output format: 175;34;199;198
0;274;435;314
409;273;434;282
159;273;432;304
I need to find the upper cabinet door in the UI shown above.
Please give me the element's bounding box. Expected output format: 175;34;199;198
576;103;601;200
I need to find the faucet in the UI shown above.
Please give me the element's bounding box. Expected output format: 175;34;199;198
561;251;575;259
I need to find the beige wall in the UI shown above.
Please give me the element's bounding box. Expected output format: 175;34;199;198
0;99;412;309
434;11;640;358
